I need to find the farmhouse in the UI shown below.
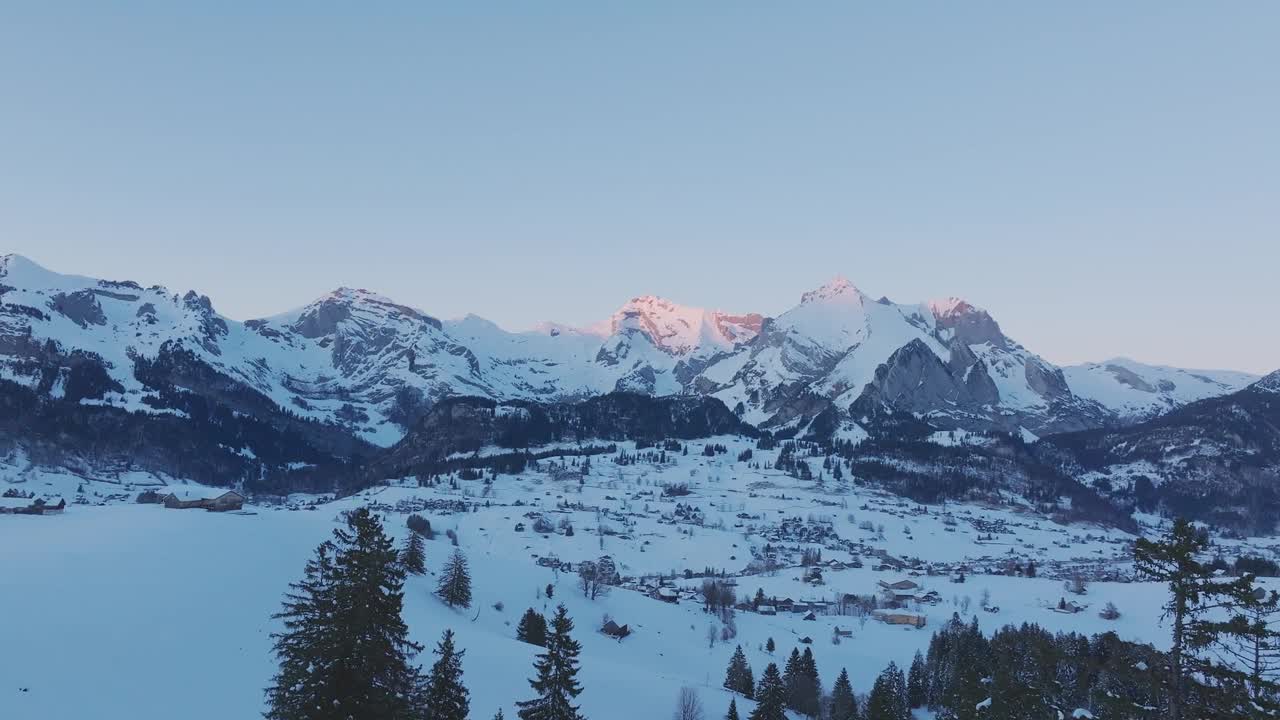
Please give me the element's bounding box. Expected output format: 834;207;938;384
878;579;920;592
875;611;927;628
653;586;679;604
601;620;631;639
4;498;67;515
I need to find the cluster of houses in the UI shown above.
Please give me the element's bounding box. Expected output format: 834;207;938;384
161;489;245;512
134;487;246;512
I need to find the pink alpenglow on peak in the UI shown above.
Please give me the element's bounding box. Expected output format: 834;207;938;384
928;296;983;320
606;295;761;357
799;276;864;305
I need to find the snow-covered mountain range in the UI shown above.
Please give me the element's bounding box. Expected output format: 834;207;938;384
0;254;1258;447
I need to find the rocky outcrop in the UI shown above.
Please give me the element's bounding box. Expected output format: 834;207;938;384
49;290;107;328
930;297;1007;348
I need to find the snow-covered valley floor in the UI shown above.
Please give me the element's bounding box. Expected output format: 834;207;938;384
4;437;1276;720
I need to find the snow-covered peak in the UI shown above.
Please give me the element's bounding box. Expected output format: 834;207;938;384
1064;358;1259;419
799;276;864;305
1254;370;1280;394
605;295;760;357
928;296;1006;347
1;253;137;294
928;296;982;320
279;287;441;339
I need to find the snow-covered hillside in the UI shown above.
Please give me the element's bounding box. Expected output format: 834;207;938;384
1063;357;1258;421
4;435;1275;720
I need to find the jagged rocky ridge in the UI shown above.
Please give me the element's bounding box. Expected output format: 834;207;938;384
1;253;1271;527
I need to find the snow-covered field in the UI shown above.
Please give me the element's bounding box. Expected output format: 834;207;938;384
3;437;1276;720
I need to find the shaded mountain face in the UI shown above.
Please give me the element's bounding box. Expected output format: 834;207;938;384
1041;373;1280;532
373;392;754;478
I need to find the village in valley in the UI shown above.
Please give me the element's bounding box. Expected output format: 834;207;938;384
5;432;1266;719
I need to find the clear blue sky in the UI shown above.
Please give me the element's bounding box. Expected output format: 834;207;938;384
2;2;1276;373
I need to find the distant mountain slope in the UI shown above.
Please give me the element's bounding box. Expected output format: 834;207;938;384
1062;357;1257;421
1041;372;1280;532
373;392;753;478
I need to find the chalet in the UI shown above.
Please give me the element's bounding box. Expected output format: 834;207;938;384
601;620;631;639
654;587;680;604
875;612;927;628
757;605;777;616
1054;599;1085;614
834;627;853;638
882;591;919;607
878;579;920;592
7;498;67;515
802;611;817;621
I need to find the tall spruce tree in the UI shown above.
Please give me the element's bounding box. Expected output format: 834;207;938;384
402;531;427;575
265;541;339;720
265;508;427;720
517;604;585;720
829;668;858;720
438;549;473;609
517;608;549;647
724;645;755;698
796;647;821;717
782;648;802;713
907;651;927;708
423;629;470;720
749;663;787;720
866;661;908;720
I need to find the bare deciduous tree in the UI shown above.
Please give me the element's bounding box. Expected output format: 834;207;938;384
673;687;705;720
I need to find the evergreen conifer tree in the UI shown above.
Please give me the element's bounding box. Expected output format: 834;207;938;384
782;648;802;713
265;541;339;720
748;663;787;720
517;608;549;647
796;647;821;717
725;697;740;720
402;531;426;575
724;645;755;698
829;668;858;720
866;661;908;720
907;651;927;708
423;629;470;720
516;604;585;720
438;549;473;609
265;508;427;720
1135;517;1274;720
